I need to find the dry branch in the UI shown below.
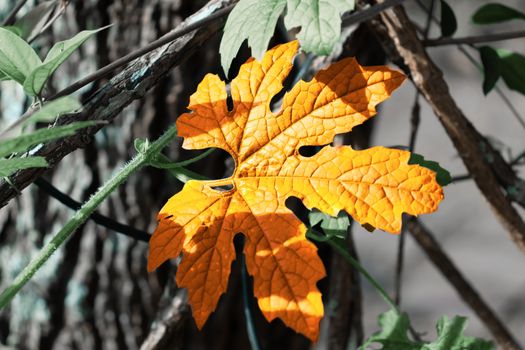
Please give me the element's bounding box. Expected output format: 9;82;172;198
408;219;522;350
0;0;235;209
369;3;525;252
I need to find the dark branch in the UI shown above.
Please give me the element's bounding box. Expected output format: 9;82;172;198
369;3;525;251
0;0;235;209
425;30;525;47
1;0;27;26
35;177;150;242
408;219;522;350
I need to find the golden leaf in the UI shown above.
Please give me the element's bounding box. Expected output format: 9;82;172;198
148;41;444;341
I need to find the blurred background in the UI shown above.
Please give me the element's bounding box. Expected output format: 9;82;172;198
0;0;524;349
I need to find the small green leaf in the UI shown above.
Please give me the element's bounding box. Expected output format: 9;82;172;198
0;157;48;177
360;309;494;350
284;0;355;55
408;153;452;187
360;310;419;350
220;0;286;76
23;25;110;96
0;121;96;157
472;3;525;24
478;46;501;95
21;96;81;128
440;0;457;37
0;27;42;84
308;209;350;239
427;316;494;350
496;49;525;95
14;0;57;41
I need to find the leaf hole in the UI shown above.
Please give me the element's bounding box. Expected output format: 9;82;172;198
298;145;322;157
285;196;309;224
210;184;234;192
226;94;234;111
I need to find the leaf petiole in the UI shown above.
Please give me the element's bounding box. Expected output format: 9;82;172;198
307;228;400;313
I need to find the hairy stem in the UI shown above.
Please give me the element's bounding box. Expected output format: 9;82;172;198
0;124;178;309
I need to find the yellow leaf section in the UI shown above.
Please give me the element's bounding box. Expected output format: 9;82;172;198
149;181;325;339
148;40;444;341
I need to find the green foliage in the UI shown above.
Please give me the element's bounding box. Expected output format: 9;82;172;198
361;309;494;350
496;49;525;95
0;157;48;177
439;0;457;37
478;46;501;95
408;153;452;186
284;0;355;54
23;26;110;96
220;0;286;76
308;210;350;240
220;0;355;75
472;3;525;24
0;121;96;158
0;27;42;84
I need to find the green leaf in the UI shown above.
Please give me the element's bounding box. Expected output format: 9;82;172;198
478;46;501;95
496;49;525;95
360;310;420;350
2;26;22;37
284;0;355;55
427;316;494;350
308;209;350;239
472;3;525;24
220;0;286;76
360;309;495;350
0;157;48;177
0;121;96;158
440;0;457;37
219;0;356;75
408;153;452;187
14;0;57;41
0;27;42;84
23;26;110;96
21;96;81;128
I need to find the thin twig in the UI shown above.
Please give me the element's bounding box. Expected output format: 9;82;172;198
50;3;236;99
407;219;522;350
372;3;525;250
414;0;525;132
34;177;150;242
1;0;27;26
0;0;234;209
52;0;405;101
240;250;262;350
451;174;471;183
342;0;406;27
27;1;68;44
394;0;433;306
425;30;525;47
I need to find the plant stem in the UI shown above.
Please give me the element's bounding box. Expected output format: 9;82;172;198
307;229;399;313
1;0;27;26
0;124;178;309
240;252;262;350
